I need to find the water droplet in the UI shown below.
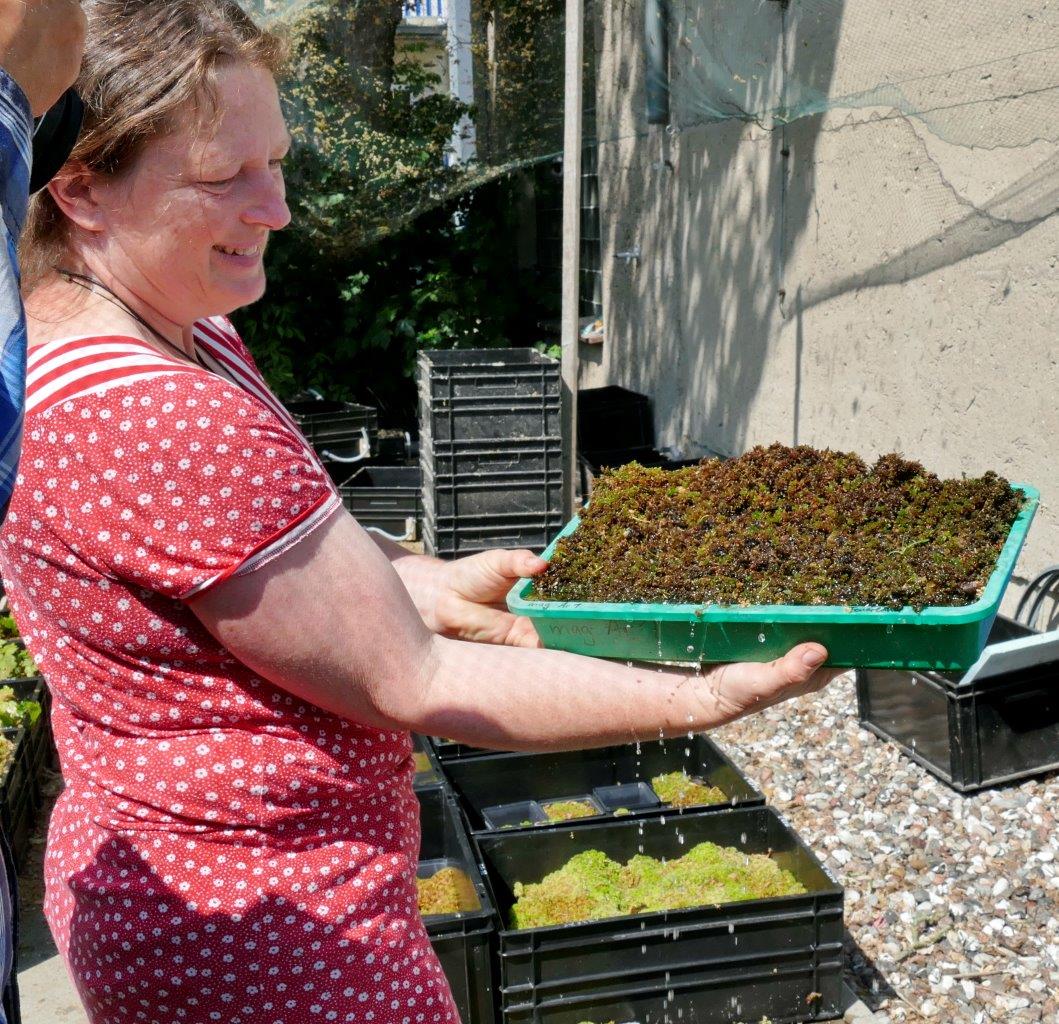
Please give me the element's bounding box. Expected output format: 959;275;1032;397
740;832;747;844
728;922;735;934
625;622;632;631
885;623;894;634
757;632;766;643
685;644;695;653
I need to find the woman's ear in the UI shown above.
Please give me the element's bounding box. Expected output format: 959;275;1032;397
47;163;107;234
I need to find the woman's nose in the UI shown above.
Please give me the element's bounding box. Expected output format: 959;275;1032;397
243;170;292;232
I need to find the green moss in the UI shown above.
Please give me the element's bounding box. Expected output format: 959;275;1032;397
511;849;624;928
511;842;806;928
417;867;480;916
542;800;599;822
0;735;13;779
534;444;1024;611
650;771;727;809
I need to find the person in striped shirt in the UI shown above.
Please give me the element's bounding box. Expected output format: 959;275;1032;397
6;3;837;1022
0;1;88;1020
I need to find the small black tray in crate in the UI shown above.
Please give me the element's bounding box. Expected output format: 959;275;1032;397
339;466;421;543
417;786;498;1024
418;349;561;444
445;736;763;834
857;614;1059;792
427;737;496;761
477;806;843;1024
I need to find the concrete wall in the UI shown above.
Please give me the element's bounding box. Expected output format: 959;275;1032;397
587;0;1059;606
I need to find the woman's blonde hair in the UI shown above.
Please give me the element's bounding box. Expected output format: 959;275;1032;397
20;0;286;291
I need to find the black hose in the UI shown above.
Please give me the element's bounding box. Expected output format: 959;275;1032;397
1015;564;1059;628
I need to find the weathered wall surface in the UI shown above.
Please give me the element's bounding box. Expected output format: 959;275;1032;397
588;0;1059;604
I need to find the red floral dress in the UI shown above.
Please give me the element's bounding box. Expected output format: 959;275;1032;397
0;319;458;1024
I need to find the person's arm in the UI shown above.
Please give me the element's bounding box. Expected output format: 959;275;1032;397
0;0;85;116
188;509;836;752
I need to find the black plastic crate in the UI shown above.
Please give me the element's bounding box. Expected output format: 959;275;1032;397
476;806;843;1023
424;437;563;479
445;737;763;834
284;399;379;459
422;465;563;520
428;737;498;761
577;385;653;455
417;786;498;1024
338;466;421;543
1;677;49;800
856;614;1059;792
418;349;561;444
3;760;34;872
423;509;565;559
0;727;26;814
480;809;842;1024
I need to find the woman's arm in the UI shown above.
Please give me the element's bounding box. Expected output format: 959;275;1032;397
189;509;836;751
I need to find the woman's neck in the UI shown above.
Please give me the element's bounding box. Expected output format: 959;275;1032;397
28;268;198;364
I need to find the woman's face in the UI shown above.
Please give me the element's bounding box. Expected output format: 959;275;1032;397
87;60;292;326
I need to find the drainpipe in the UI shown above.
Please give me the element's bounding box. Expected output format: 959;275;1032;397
645;0;670;125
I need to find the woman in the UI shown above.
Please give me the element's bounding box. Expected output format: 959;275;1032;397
6;3;836;1022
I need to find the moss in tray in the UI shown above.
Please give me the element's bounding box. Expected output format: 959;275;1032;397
510;843;805;928
533;444;1025;610
650;771;726;809
416;866;480;916
0;735;13;778
542;799;599;822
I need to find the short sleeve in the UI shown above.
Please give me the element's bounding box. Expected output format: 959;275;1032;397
47;370;341;599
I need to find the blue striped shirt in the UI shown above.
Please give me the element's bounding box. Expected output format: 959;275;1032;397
0;65;30;1024
0;68;29;511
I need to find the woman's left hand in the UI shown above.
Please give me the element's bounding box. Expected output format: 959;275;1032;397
434;548;547;648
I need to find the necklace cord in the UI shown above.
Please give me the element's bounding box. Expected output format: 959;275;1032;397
55;268;202;366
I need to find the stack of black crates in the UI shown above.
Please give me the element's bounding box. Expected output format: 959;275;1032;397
413;735;844;1024
418;349;563;559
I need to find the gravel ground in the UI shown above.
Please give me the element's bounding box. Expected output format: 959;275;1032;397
711;673;1057;1024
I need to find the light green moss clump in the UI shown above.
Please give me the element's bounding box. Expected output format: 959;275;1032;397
650;771;727;809
543;800;599;822
511;850;624;928
511;842;805;928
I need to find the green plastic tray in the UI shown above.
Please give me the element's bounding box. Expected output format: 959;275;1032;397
507;484;1039;670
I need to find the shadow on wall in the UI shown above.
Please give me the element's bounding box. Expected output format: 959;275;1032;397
599;0;845;458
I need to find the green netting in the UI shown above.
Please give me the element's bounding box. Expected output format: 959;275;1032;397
239;0;1056;263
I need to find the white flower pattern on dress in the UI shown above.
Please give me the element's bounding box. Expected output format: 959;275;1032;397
0;321;457;1024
